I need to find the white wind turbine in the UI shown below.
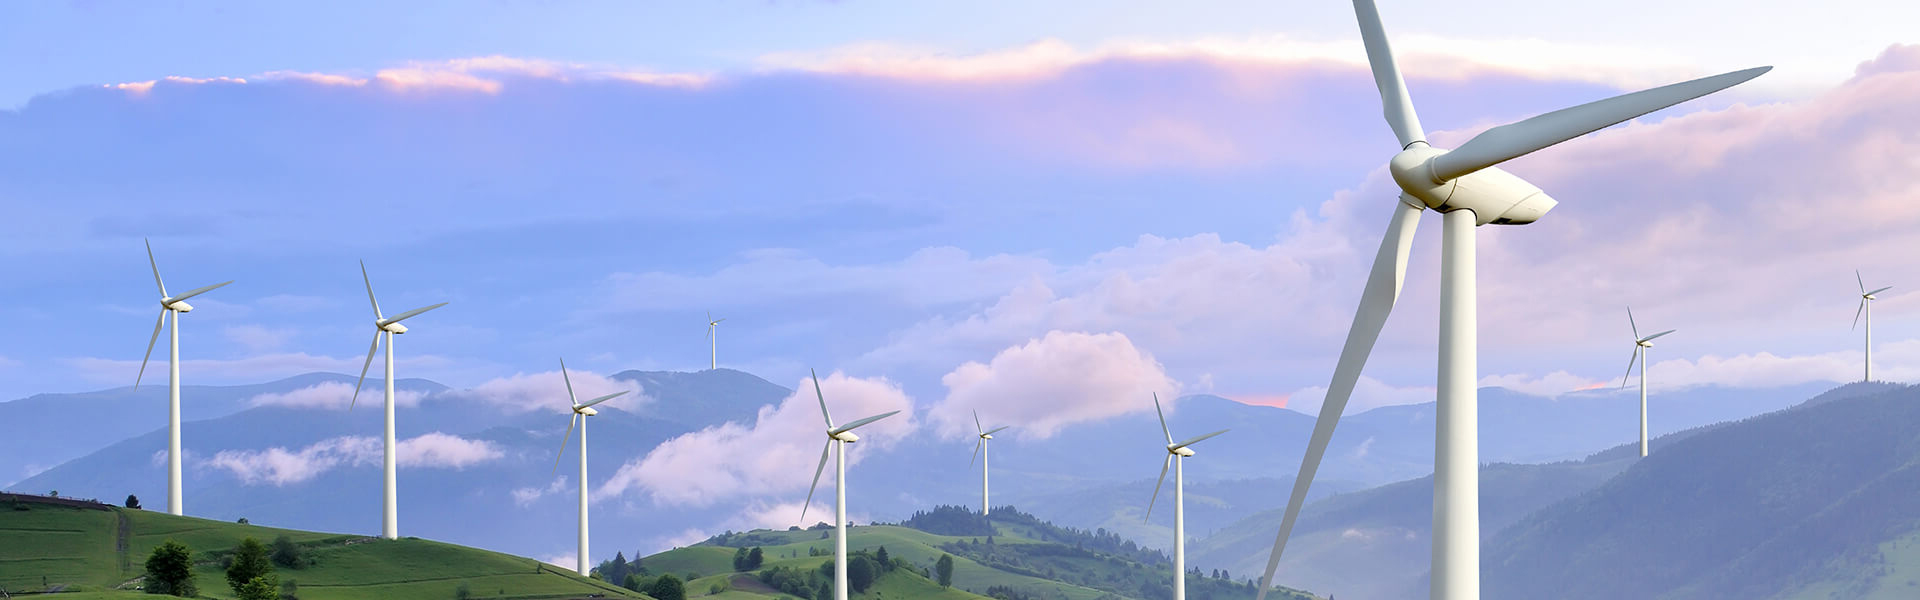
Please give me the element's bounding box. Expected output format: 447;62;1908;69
1618;307;1674;458
551;358;630;577
970;410;1010;516
1854;270;1892;383
1143;393;1227;600
135;238;232;517
350;260;447;540
1254;2;1769;598
799;369;899;600
706;312;725;370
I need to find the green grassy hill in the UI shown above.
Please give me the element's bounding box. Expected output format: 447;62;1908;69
0;495;644;600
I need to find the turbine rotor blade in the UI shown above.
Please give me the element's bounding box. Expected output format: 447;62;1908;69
1620;346;1641;390
361;260;382;319
974;410;983;435
553;414;578;476
560;358;579;404
800;441;831;524
136;310;164;389
1430;66;1770;182
1627;305;1640;340
831;411;899;435
350;331;381;410
1172;429;1230;450
1352;0;1425;147
386;302;447;324
168;281;231;303
1868;286;1893;296
1854;299;1866;331
1858;270;1866;294
145;238;168;298
1144;454;1172;521
985;425;1011;436
579;390;628;409
1153;393;1173;444
970;439;982;467
1257;198;1421;600
1640;329;1676;344
811;369;834;429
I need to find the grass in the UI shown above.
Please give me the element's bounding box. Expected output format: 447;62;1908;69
0;497;649;600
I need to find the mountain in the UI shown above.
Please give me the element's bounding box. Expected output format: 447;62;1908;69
0;492;639;599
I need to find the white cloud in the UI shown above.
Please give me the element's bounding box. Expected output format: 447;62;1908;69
0;355;20;369
203;432;502;485
513;476;570;508
593;371;915;507
1479;371;1609;397
66;352;454;385
540;553;577;570
247;381;429;410
930;330;1181;439
439;368;650;415
1284;376;1435;416
222;324;293;353
599;246;1051;313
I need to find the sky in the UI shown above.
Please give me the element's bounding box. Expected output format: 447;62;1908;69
4;0;1920;428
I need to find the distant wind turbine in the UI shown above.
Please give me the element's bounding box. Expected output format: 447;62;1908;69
1855;271;1892;383
1143;393;1227;600
552;358;629;576
350;260;447;540
135;238;232;517
1618;307;1674;458
970;410;1010;516
799;369;899;600
706;312;725;370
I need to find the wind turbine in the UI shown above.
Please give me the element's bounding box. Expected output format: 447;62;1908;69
1143;393;1226;600
706;312;725;370
1253;2;1769;598
970;410;1010;516
1618;307;1674;458
552;358;629;576
1855;271;1891;383
135;238;232;517
799;369;899;600
350;260;447;540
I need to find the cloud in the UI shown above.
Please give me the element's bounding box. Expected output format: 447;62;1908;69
512;476;569;508
540;553;577;569
203;432;502;485
119;56;709;99
0;355;18;369
66;352;455;386
1479;371;1609;397
437;368;650;415
247;381;428;410
593;371;915;507
598;246;1051;313
929;330;1180;439
223;324;293;353
1284;376;1435;416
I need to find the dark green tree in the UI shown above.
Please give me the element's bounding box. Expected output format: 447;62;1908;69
226;537;274;595
849;555;877;593
125;494;142;509
747;546;765;569
270;535;304;569
455;581;472;600
936;554;956;588
733;547;750;571
142;539;196;597
280;578;300;600
601;552;630;585
875;546;891;568
648;574;686;600
237;574;278;600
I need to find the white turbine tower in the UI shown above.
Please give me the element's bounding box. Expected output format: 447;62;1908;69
1143;393;1226;600
350;260;447;540
799;369;899;600
706;312;725;370
135;238;232;517
552;358;629;576
1253;2;1769;598
1854;271;1892;383
970;410;1010;516
1618;307;1674;458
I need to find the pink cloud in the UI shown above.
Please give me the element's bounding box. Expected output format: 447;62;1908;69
930;330;1180;439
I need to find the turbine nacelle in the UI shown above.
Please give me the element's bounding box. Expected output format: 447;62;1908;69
575;406;599;416
1168;445;1195;457
162;299;194;313
378;320;408;334
830;430;860;443
1390;144;1557;225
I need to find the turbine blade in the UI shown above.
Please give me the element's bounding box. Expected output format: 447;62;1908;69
974;410;983;435
1620;346;1641;390
361;260;382;319
1869;286;1893;296
553;414;578;476
800;441;831;524
1352;0;1425;147
811;369;834;429
386;302;447;324
970;438;982;467
715;318;725;324
831;410;900;435
1144;454;1172;521
1257;198;1421;600
1627;305;1640;340
985;425;1011;436
135;310;164;389
1172;429;1230;449
579;390;628;409
1153;393;1173;444
1430;66;1771;182
1640;329;1676;344
167;281;232;303
145;238;167;298
1858;269;1866;294
1853;299;1866;331
560;358;579;404
350;331;381;410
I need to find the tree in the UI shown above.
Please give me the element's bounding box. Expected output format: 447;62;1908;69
455;582;472;600
280;578;300;600
143;539;197;597
875;546;891;568
227;537;274;595
733;547;750;571
602;552;630;585
848;555;877;593
237;575;278;600
271;535;304;569
125;494;142;509
747;546;765;570
936;554;956;588
648;574;686;600
237;517;250;524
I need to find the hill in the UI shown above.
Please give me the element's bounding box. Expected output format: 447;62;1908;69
0;494;641;599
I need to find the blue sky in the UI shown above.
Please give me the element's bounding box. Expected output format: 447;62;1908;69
5;1;1920;421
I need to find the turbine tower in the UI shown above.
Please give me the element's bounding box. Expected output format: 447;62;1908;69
1253;2;1768;598
1855;271;1891;383
706;312;725;370
136;238;232;517
799;369;899;600
1143;393;1226;600
351;260;447;540
552;358;629;576
1619;307;1675;457
970;410;1010;516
